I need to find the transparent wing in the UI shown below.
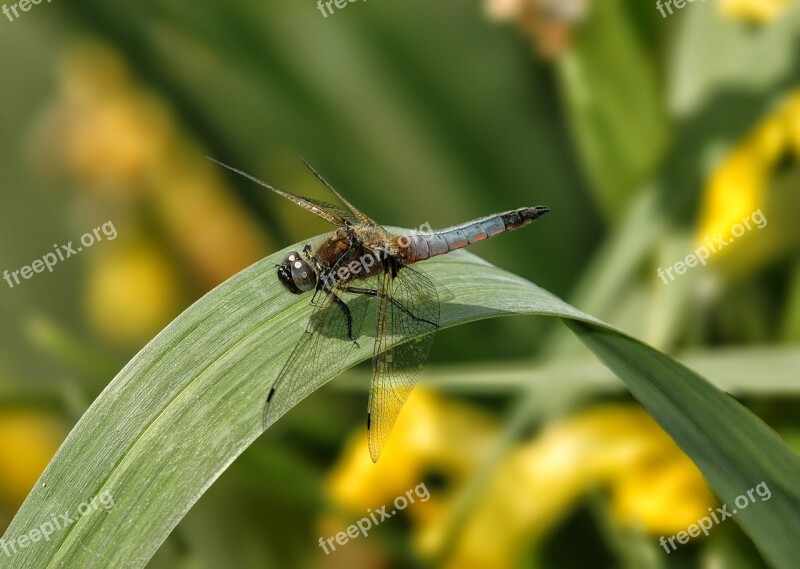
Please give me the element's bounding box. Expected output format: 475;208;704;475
368;265;440;462
262;280;374;429
299;157;378;227
208;157;359;226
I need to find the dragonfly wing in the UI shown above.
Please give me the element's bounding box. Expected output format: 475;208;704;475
294;195;362;227
299;156;378;227
262;282;372;429
208;157;358;226
367;265;440;462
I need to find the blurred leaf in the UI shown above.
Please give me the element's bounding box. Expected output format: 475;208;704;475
661;1;800;220
3;236;799;568
782;262;800;342
550;3;800;353
332;346;800;396
558;0;668;217
24;315;118;383
670;1;800;117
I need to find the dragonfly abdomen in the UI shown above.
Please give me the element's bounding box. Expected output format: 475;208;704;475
399;206;549;263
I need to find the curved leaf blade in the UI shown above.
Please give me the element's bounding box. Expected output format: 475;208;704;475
2;239;798;569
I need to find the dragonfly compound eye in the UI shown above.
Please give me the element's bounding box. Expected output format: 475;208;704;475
282;252;300;265
278;251;305;294
289;258;317;292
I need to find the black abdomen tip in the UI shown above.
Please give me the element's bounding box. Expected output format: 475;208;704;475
502;206;550;229
525;206;550;219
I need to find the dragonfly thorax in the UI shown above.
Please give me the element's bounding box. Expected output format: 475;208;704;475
277;251;318;294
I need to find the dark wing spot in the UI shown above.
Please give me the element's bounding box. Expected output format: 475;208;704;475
267;387;275;403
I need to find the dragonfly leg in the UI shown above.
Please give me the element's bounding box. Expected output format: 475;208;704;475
343;286;439;328
329;291;358;343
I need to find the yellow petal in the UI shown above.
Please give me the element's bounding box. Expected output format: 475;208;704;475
416;405;713;567
85;241;183;345
611;452;715;534
719;0;792;24
0;412;63;508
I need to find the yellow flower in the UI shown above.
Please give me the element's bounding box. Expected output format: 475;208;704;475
417;405;713;568
696;147;766;251
85;240;183;345
42;43;271;289
36;41;272;298
696;90;800;273
719;0;792;24
326;389;497;513
46;43;175;194
324;396;714;568
318;389;497;558
611;452;714;535
63;93;173;190
0;412;63;512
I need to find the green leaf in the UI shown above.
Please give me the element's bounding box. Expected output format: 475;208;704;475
4;240;799;568
334;345;800;396
558;0;668;218
670;0;800;117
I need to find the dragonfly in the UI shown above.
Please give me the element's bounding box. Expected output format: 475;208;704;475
209;157;549;462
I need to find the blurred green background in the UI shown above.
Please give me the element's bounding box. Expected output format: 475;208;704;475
1;0;800;567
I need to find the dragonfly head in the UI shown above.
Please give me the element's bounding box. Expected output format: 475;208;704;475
278;251;318;294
